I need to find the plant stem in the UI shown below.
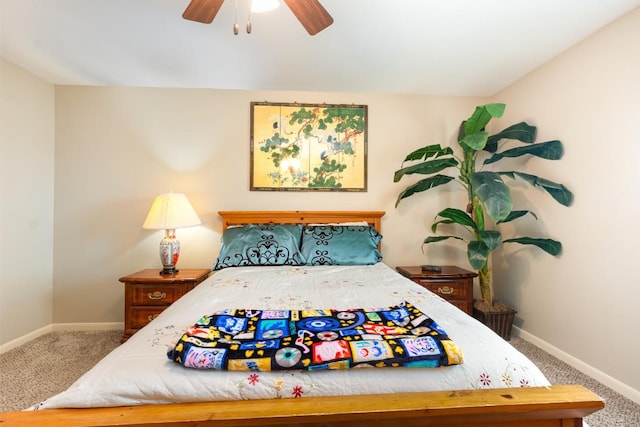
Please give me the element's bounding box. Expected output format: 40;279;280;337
461;149;475;211
479;263;492;306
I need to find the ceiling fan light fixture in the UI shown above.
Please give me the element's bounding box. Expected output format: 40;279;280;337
182;0;333;35
251;0;280;13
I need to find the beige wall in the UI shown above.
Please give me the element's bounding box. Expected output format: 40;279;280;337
0;59;55;343
493;7;640;396
52;88;484;323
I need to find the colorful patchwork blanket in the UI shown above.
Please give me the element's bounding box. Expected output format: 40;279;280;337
167;302;463;371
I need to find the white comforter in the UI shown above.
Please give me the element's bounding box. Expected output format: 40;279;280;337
38;263;550;408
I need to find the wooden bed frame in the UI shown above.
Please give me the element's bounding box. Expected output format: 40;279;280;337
218;210;385;232
2;385;603;426
1;211;603;427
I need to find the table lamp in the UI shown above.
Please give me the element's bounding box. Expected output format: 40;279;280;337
142;192;201;275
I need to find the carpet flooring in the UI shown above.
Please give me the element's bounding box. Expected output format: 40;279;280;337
0;330;122;412
1;330;638;426
509;337;640;427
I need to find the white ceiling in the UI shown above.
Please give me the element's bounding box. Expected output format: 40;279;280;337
1;0;639;96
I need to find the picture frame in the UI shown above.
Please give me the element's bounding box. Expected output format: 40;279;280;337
250;102;368;191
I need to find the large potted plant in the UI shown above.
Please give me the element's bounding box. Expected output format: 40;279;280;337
393;103;573;339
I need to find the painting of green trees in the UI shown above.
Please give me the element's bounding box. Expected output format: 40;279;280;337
251;102;367;191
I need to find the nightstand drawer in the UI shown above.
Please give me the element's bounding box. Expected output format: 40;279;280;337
127;307;166;329
130;284;191;305
396;266;477;316
416;279;471;299
119;269;211;342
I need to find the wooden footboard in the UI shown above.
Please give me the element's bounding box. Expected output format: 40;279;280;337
1;385;603;427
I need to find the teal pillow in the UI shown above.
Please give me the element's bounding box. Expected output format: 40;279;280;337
301;225;382;265
213;224;305;270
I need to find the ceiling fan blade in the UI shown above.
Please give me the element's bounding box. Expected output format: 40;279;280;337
183;0;225;24
283;0;334;35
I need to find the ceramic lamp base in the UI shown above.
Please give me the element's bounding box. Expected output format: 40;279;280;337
159;229;180;275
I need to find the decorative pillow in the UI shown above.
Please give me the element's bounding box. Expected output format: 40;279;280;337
213;224;305;270
301;225;382;265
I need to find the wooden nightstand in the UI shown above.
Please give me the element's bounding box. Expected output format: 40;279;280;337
118;268;210;342
396;266;477;315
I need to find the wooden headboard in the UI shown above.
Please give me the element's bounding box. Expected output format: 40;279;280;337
219;211;385;232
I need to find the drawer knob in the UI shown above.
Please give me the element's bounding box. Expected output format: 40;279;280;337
148;291;167;300
437;286;455;295
148;314;159;321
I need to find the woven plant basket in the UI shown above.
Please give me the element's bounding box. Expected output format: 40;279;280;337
473;301;516;341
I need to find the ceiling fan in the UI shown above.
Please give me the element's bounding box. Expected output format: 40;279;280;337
182;0;334;35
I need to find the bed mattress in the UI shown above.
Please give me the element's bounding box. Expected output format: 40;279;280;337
37;263;550;408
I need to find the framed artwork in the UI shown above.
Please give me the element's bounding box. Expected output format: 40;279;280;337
250;102;368;191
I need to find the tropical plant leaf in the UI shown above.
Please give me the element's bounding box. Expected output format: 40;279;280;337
463;103;505;136
545;185;574;207
484;103;506;117
393;158;458;182
395;175;455;207
436;208;477;229
478;230;501;250
460;131;488;151
402;144;441;162
402;144;453;162
470;172;512;221
498;209;537;224
484;140;564;165
436;146;455;158
485;122;537;153
503;237;562;256
468;240;490;270
423;235;464;245
500;172;574;206
431;219;453;232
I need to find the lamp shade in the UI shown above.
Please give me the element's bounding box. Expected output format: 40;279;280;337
142;193;201;230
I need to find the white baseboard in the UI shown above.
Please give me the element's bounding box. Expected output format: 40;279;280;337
52;322;123;332
513;326;640;405
0;324;54;354
0;322;123;354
